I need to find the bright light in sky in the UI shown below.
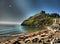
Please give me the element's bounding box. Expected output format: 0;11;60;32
9;5;12;7
0;21;21;25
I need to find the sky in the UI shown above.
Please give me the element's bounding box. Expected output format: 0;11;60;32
0;0;60;24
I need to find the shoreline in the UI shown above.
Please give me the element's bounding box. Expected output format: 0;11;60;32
0;29;60;44
0;28;45;37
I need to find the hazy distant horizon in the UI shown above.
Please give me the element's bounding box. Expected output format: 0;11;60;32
0;21;21;25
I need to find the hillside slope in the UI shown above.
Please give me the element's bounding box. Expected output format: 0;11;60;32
21;11;60;27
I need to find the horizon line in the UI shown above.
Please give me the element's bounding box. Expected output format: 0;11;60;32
0;21;21;25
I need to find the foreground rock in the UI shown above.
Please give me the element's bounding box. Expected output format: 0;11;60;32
0;29;60;44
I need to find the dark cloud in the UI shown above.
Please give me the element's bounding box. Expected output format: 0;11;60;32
0;0;60;23
0;0;25;22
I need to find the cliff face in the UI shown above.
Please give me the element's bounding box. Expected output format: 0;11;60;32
21;11;60;27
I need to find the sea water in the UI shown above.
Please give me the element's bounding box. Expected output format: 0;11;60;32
0;25;41;36
0;25;27;36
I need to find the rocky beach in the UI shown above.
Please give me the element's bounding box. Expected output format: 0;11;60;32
0;29;60;44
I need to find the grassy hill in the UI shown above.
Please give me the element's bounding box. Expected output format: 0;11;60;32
21;11;60;27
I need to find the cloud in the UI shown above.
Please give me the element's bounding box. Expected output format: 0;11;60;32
0;0;60;22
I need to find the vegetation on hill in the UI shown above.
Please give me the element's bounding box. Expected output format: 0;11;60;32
21;11;60;27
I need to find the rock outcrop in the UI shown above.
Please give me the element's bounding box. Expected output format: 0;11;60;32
21;11;60;28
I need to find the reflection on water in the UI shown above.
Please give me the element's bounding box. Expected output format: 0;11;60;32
23;26;42;32
0;25;41;36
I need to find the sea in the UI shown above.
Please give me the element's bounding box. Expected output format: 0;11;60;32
0;25;41;36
